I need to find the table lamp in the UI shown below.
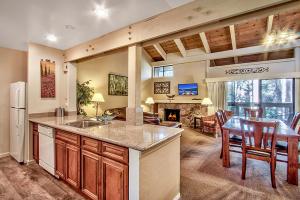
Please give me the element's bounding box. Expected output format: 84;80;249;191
145;97;155;113
201;97;213;115
92;93;105;117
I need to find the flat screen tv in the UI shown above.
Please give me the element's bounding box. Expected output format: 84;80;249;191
178;83;198;96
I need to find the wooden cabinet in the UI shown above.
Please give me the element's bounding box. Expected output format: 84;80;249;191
65;144;80;188
33;130;39;162
55;139;66;179
81;150;101;200
53;130;129;199
102;142;128;164
55;130;80;189
102;157;128;200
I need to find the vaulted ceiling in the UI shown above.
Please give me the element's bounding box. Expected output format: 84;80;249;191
144;9;300;66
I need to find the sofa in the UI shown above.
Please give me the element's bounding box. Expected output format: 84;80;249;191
104;107;181;128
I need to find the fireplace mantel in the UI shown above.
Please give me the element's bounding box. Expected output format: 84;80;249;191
154;99;202;104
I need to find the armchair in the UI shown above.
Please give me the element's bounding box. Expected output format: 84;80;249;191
200;110;233;135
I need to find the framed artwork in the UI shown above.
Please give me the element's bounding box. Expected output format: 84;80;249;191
108;73;128;96
40;59;55;98
154;81;170;94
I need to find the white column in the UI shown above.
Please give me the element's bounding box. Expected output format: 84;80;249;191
66;62;77;113
126;45;143;125
295;47;300;112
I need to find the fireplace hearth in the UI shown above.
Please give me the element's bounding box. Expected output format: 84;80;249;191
164;109;180;122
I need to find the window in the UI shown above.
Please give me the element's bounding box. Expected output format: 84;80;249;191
226;79;294;122
153;65;173;78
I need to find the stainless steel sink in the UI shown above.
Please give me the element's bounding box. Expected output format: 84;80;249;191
65;120;104;128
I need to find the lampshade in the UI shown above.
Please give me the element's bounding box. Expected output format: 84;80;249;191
145;97;155;104
92;93;105;102
201;97;213;105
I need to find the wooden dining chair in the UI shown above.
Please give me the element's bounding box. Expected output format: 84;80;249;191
216;110;242;159
244;107;263;118
276;112;300;163
240;118;278;188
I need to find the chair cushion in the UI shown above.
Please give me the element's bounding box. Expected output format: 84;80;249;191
229;135;242;143
276;141;300;151
203;121;215;127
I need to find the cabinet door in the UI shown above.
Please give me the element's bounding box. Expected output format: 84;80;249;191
101;157;128;200
33;130;39;162
55;139;66;179
66;144;80;189
82;150;101;200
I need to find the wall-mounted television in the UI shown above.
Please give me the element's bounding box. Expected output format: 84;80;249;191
178;83;198;96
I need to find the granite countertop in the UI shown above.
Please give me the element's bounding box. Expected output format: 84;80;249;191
29;115;183;151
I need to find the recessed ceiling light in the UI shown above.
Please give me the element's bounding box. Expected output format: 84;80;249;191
46;34;57;42
94;5;109;18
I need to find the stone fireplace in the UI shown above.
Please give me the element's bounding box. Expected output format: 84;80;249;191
155;100;207;127
164;109;180;122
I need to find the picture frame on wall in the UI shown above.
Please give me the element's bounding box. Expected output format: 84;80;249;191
154;81;170;94
40;59;55;98
108;73;128;96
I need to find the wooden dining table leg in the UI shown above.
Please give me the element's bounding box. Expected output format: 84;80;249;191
222;129;230;167
287;137;298;185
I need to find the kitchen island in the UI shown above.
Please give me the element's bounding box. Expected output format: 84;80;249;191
29;115;183;200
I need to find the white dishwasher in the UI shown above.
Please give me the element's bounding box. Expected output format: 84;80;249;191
38;125;55;175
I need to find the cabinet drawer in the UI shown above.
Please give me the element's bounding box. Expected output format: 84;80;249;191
82;137;101;154
33;123;38;131
102;142;128;164
56;130;80;146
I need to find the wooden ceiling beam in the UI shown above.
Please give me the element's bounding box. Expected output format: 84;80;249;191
199;32;211;53
142;1;300;48
229;25;238;63
174;39;186;57
153;44;167;60
263;15;274;60
152;39;300;66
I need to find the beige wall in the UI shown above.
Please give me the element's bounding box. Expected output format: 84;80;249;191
149;61;207;101
76;49;206;115
0;47;27;156
27;43;65;114
77;50;129;116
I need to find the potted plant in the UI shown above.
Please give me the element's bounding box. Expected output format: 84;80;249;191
77;80;94;116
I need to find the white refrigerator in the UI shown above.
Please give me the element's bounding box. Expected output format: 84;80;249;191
10;82;26;163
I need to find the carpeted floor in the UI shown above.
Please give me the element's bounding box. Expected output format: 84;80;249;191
180;128;300;200
0;128;299;199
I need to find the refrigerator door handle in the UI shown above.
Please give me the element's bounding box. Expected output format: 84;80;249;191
17;89;20;108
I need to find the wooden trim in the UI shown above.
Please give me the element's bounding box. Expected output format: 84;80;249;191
229;25;238;63
153;44;166;60
173;39;186;57
199;32;210;53
263;15;274;60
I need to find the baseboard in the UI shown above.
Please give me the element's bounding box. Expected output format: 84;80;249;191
173;193;181;200
0;152;10;158
25;159;35;165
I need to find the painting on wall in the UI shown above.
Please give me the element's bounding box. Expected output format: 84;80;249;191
40;59;55;98
108;73;128;96
154;81;170;94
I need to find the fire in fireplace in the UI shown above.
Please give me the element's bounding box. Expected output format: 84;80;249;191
164;109;180;122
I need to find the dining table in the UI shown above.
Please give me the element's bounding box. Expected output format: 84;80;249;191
222;116;300;185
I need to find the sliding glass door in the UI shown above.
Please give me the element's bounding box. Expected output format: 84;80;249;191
226;78;295;122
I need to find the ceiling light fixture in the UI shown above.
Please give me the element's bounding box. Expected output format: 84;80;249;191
46;34;57;42
94;5;109;18
263;30;298;46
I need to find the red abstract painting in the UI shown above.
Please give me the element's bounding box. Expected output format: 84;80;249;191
40;59;55;98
